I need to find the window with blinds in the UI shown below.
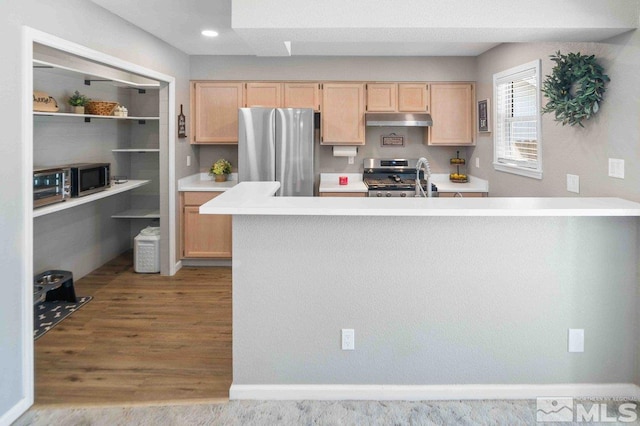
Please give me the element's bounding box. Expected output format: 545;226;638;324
493;60;542;179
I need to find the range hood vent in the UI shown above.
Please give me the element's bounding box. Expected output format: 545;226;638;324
365;113;433;127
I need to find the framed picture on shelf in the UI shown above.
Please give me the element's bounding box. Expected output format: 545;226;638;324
477;99;490;133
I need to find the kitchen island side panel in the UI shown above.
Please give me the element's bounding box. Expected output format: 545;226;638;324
232;215;638;385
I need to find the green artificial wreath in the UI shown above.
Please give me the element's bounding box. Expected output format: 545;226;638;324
541;51;609;127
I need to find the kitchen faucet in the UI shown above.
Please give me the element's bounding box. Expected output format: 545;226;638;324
415;157;432;197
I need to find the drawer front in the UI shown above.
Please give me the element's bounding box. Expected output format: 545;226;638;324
183;191;222;206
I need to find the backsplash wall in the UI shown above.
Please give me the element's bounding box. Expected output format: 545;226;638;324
319;127;457;173
198;126;459;176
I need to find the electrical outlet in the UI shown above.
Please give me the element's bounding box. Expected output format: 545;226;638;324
608;158;624;179
566;174;580;193
341;329;355;350
187;155;191;167
475;157;480;168
568;329;584;352
348;156;354;165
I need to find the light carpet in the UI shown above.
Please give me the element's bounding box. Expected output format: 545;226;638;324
14;399;638;425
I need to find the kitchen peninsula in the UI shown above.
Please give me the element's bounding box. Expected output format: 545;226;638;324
201;183;640;400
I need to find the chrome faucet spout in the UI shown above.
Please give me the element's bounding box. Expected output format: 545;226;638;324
415;157;432;198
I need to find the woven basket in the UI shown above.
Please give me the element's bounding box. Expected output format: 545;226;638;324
86;101;118;116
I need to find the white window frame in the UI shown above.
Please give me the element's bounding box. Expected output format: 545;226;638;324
492;59;543;179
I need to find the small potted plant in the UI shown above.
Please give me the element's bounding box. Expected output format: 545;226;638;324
68;90;91;114
210;158;232;182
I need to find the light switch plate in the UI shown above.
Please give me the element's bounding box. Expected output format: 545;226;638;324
566;174;580;193
609;158;624;179
475;157;480;168
568;328;585;352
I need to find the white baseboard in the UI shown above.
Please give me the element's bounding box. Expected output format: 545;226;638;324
229;383;640;401
0;396;32;426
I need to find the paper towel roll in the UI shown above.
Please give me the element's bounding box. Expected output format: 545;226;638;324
333;146;358;157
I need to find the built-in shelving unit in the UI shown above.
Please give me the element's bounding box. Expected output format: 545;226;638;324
33;42;162;276
33;180;150;218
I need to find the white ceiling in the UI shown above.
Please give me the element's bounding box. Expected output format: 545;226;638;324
90;0;639;57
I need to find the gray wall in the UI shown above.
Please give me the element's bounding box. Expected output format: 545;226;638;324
0;0;193;419
191;55;477;174
470;31;640;200
233;215;638;385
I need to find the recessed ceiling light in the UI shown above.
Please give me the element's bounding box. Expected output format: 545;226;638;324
201;30;219;37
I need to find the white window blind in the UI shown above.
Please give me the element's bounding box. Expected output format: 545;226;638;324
493;60;542;179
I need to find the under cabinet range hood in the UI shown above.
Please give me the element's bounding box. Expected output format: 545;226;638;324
365;113;433;127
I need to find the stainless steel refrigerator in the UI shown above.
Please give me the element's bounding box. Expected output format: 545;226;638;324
238;108;315;196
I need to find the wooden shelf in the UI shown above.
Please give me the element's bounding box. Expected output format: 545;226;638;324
112;148;160;153
33;111;159;122
33;180;150;218
111;209;160;219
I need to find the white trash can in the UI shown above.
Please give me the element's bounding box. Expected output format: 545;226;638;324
134;226;160;273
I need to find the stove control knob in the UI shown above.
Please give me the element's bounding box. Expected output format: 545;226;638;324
400;192;407;197
385;192;392;197
376;192;382;197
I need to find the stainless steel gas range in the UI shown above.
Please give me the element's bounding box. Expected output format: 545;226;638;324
363;158;438;197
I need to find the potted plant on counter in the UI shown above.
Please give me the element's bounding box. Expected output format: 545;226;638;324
68;90;91;114
210;158;232;182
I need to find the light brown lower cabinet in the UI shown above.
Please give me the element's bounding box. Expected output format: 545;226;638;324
438;192;487;197
181;191;232;258
319;192;367;197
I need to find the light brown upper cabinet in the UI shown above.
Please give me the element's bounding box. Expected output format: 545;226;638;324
366;83;430;113
366;83;397;112
428;83;475;146
245;82;282;108
321;83;366;145
398;83;430;112
191;82;244;144
283;82;321;111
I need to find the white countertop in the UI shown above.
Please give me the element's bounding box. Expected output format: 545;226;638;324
430;174;489;193
200;182;640;217
318;173;368;193
178;173;238;192
318;173;488;194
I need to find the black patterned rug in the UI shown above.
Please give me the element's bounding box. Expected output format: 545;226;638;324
34;296;92;340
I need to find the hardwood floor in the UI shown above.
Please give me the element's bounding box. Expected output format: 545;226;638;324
34;252;232;407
